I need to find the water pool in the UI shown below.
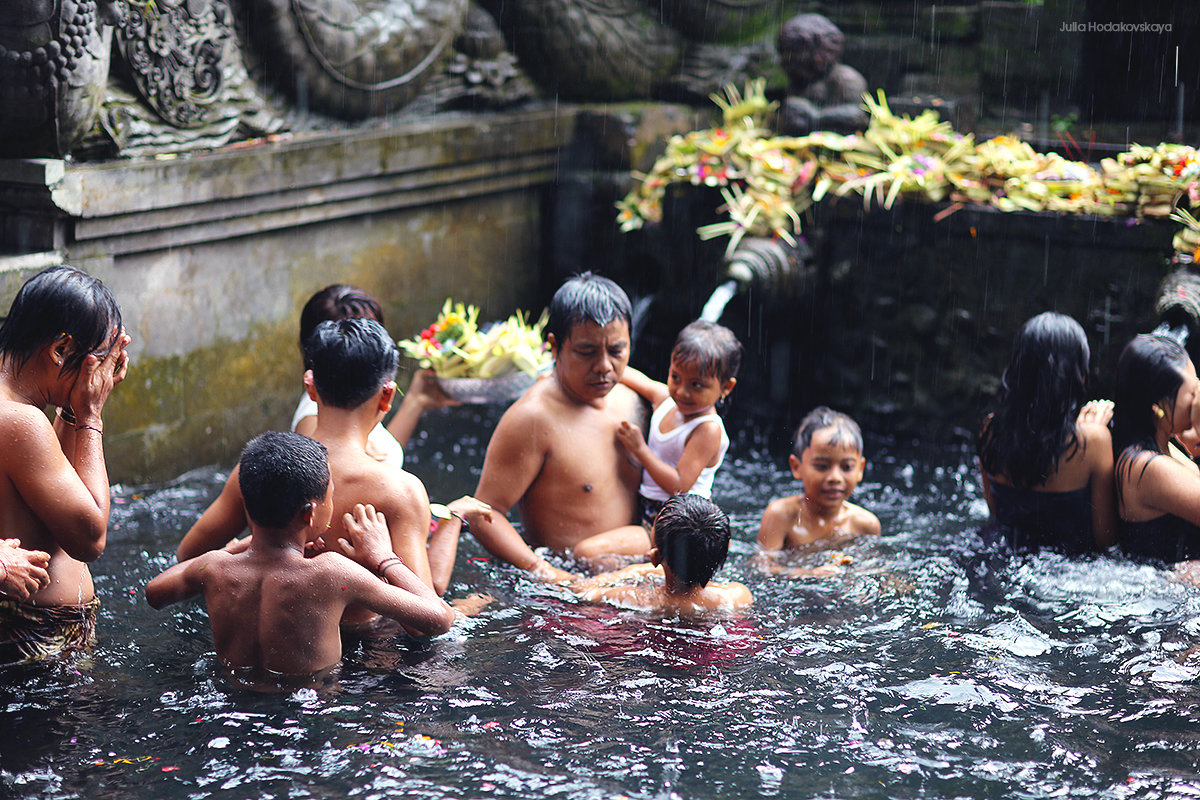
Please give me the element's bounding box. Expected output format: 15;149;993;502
3;406;1200;799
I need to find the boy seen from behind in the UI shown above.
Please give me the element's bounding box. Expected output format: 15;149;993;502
758;406;881;561
147;432;455;686
573;493;751;615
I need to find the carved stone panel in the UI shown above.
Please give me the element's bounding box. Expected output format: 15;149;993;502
247;0;469;119
0;0;112;157
113;0;234;129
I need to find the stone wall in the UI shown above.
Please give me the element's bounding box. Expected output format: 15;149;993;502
0;109;570;482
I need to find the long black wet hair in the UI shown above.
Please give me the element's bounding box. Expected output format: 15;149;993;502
1112;334;1191;494
977;312;1090;489
0;265;122;376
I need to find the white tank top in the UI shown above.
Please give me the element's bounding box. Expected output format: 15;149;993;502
639;397;729;502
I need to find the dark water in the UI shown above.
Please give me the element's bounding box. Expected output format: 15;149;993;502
3;405;1200;799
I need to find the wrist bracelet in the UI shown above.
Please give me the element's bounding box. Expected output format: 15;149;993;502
375;556;404;578
75;424;103;435
58;407;77;425
449;510;466;523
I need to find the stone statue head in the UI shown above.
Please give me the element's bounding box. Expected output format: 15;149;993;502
777;13;845;87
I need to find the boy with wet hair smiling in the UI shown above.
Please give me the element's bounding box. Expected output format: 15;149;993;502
758;406;881;555
147;431;455;687
573;493;751;614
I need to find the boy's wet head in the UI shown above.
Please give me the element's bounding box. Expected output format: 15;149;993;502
652;493;731;590
305;318;399;409
0;265;122;376
670;321;743;384
546;272;632;346
238;432;330;530
793;406;863;461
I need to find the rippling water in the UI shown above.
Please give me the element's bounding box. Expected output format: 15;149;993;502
3;406;1200;799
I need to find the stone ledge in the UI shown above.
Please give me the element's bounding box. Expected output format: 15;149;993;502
0;108;574;257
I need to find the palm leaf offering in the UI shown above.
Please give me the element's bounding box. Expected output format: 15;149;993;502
398;299;551;380
617;85;1200;252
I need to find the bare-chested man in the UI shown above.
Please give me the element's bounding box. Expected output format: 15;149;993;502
463;273;649;580
177;318;487;623
0;266;131;662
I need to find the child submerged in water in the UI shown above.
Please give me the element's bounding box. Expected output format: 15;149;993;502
758;407;880;571
573;493;751;615
146;431;455;688
617;321;741;528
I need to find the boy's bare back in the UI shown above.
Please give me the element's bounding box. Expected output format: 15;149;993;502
150;503;455;681
575;563;752;615
189;547;355;676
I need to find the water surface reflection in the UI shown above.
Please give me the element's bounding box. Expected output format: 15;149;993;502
2;407;1199;799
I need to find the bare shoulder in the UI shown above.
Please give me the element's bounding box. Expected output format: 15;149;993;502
710;581;753;609
0;401;52;438
845;501;881;536
356;462;429;519
758;495;799;548
493;380;560;436
607;383;647;426
762;495;801;524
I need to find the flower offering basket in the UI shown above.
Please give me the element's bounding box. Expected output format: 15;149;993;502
434;370;539;404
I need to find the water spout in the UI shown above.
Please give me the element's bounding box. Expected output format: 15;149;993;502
630;293;654;344
699;236;813;323
1152;321;1190;347
1154;268;1200;353
700;279;739;323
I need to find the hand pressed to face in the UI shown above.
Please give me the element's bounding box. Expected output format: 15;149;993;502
68;329;131;421
789;425;866;514
548;319;630;404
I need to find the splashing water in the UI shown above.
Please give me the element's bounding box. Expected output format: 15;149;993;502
700;279;740;323
3;408;1200;799
1152;321;1191;347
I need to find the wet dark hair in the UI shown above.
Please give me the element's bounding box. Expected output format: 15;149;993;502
977;312;1090;489
298;284;384;356
546;272;632;344
653;493;732;590
670;321;742;383
0;265;122;376
1113;334;1191;497
305;318;399;409
793;406;863;460
238;431;330;530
